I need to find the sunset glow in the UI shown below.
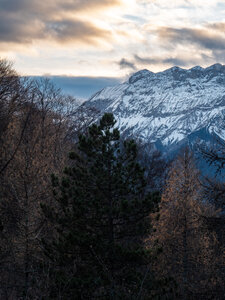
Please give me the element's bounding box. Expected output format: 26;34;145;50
1;0;225;78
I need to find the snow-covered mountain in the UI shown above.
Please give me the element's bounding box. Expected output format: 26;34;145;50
85;64;225;152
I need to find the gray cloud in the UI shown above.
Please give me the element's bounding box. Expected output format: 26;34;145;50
47;20;109;44
207;22;225;32
0;15;109;44
163;57;194;66
134;54;156;64
0;14;45;43
157;27;225;51
134;54;197;67
0;0;120;14
209;50;225;62
118;58;137;70
0;0;119;45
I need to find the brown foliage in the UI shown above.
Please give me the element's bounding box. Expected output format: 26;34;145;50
150;148;224;299
0;61;83;298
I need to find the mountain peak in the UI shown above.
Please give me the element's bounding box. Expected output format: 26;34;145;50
205;63;224;72
189;65;203;71
86;63;225;147
129;69;154;84
127;64;225;85
164;66;183;73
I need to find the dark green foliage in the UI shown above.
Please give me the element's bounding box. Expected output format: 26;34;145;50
42;113;160;299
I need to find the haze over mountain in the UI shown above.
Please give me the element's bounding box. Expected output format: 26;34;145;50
85;63;225;156
32;76;121;100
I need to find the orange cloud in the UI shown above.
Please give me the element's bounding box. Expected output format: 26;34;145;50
0;0;121;47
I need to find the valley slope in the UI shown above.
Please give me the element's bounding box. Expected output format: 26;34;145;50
84;64;225;155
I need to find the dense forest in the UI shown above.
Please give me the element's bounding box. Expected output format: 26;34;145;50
0;59;224;299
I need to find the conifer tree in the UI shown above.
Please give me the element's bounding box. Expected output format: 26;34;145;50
42;113;160;299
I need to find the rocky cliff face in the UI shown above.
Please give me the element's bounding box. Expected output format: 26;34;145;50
85;64;225;153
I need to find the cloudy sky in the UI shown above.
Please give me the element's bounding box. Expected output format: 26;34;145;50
1;0;225;97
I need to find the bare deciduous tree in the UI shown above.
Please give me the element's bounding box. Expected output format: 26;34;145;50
150;148;224;299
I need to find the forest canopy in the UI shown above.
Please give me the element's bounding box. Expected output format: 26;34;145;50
0;60;224;299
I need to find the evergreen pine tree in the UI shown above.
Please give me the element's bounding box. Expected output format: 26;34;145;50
42;113;160;299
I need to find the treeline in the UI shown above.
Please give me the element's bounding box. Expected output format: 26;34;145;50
0;60;224;299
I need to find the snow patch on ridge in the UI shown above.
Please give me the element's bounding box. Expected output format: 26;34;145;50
85;64;225;147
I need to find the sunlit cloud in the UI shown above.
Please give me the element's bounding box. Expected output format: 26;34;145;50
1;0;225;78
0;0;123;47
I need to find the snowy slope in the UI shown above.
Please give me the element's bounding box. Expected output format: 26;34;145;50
85;64;225;149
